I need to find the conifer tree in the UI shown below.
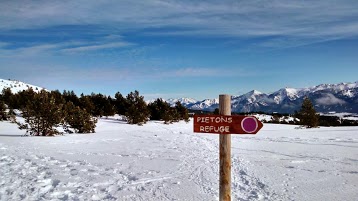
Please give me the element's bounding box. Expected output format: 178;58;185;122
168;107;180;123
79;94;95;115
1;88;13;108
63;90;80;106
213;108;220;115
51;90;64;104
125;90;150;125
63;101;97;133
148;98;171;121
0;101;8;121
103;96;116;117
16;88;36;109
114;92;128;115
148;99;190;124
19;90;63;136
89;93;110;117
298;97;319;128
175;101;190;122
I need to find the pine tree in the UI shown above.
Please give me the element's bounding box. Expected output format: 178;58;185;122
103;96;116;117
213;108;220;115
114;92;128;115
79;94;95;115
50;90;64;104
62;102;75;133
125;90;150;125
298;97;319;128
63;90;80;106
169;107;180;123
148;98;171;121
1;88;13;108
63;102;97;133
19;90;63;136
0;101;8;121
89;93;111;117
16;88;36;109
175;101;189;122
148;100;189;124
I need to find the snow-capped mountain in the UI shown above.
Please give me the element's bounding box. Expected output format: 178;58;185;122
270;88;300;104
188;98;219;111
186;81;358;113
0;79;45;93
146;97;198;107
166;98;198;107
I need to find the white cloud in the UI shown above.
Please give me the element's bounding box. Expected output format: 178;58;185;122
0;37;133;57
316;93;347;105
62;42;133;53
1;0;358;46
150;67;256;78
0;62;248;87
0;43;64;58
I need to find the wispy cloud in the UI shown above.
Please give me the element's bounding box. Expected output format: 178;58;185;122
61;42;133;53
0;62;249;86
145;67;257;79
1;0;358;47
0;43;64;58
0;36;133;57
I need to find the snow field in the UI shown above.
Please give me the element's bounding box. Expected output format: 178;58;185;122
0;117;357;201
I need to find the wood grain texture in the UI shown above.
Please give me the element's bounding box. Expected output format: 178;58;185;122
219;94;231;201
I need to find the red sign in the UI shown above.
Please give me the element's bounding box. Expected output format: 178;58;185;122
193;114;263;134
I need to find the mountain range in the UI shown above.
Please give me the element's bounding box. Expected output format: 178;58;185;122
2;78;358;114
166;82;358;114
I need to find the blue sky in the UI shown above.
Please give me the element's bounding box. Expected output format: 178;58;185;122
1;0;358;100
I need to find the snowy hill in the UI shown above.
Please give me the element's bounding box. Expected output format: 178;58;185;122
0;79;45;93
185;81;358;113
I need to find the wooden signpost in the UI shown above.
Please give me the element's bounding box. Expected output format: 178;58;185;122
193;115;263;134
193;94;263;201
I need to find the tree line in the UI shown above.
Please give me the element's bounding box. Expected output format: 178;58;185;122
270;97;358;127
0;88;189;136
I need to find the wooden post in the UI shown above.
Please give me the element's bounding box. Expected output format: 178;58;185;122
219;94;231;201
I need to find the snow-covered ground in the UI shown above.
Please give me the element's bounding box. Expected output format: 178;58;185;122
1;118;357;201
253;114;297;123
321;112;358;121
